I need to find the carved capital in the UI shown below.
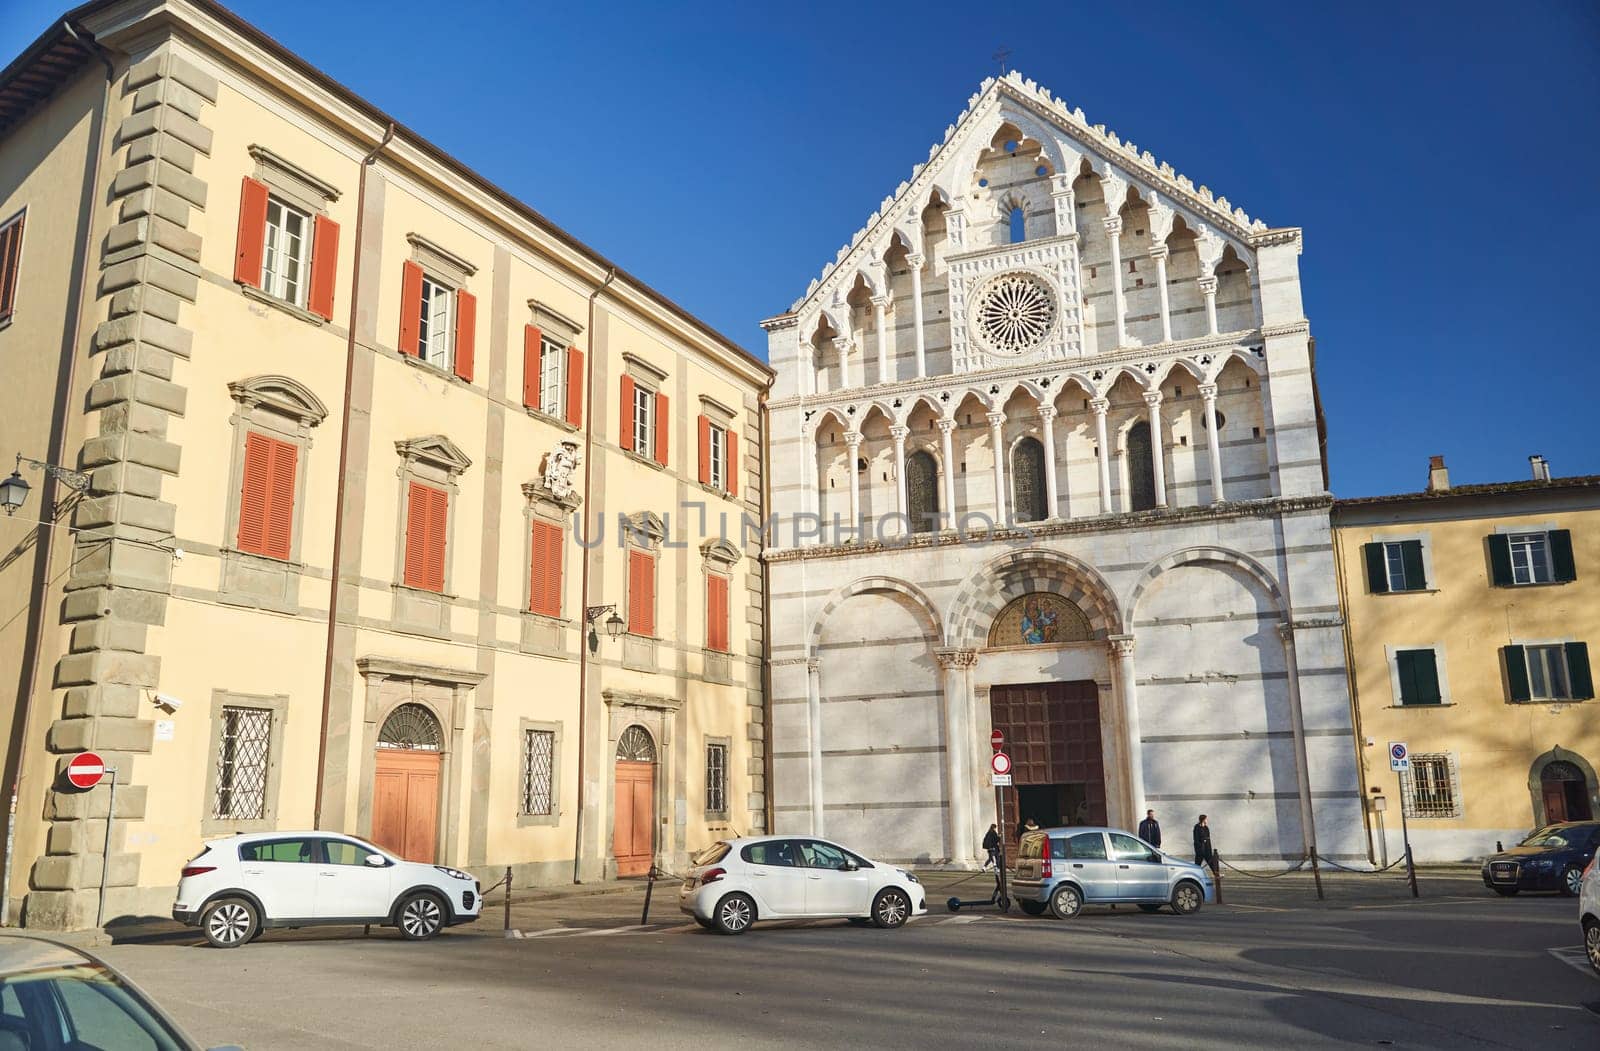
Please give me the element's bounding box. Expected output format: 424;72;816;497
889;425;910;443
1107;633;1136;659
1148;242;1170;262
1037;405;1058;422
1276;621;1296;644
1142;391;1164;409
1102;215;1124;236
831;336;853;354
1089;397;1110;415
905;253;925;271
1198;383;1219;402
844;430;863;448
1197;276;1219;296
985;411;1006;428
934;647;980;669
936;419;958;436
870;294;891;311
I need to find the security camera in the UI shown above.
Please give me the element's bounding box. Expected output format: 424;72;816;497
153;693;184;712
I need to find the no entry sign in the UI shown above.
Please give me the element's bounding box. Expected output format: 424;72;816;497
991;751;1012;776
66;751;106;790
990;729;1004;750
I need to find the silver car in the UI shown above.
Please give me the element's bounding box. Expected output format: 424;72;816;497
1011;826;1216;919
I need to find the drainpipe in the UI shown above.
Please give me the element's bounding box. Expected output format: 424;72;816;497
1;23;115;927
572;267;616;883
758;391;774;835
313;121;394;830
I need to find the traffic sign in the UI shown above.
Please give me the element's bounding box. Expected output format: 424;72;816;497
990;729;1004;750
66;751;106;790
1388;741;1409;772
991;751;1012;776
991;773;1013;787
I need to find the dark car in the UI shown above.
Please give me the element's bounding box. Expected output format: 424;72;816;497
0;933;239;1051
1481;821;1600;897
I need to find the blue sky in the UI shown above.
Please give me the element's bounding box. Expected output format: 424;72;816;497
6;1;1598;495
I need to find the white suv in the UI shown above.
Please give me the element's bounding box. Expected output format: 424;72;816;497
173;832;481;948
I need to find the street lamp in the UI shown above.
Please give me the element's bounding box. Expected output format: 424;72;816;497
0;469;28;516
3;453;93;516
585;604;626;655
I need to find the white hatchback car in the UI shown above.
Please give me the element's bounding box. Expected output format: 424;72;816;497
679;836;927;934
1581;855;1600;976
172;832;481;948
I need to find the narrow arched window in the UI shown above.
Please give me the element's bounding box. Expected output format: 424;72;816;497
1128;421;1157;512
1009;206;1026;244
906;451;940;533
1011;437;1047;522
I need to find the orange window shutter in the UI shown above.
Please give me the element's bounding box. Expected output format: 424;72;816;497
697;415;711;485
630;550;655;637
708;574;728;652
522;325;542;408
453;289;476;383
234;177;269;287
565;346;584;427
654;392;669;467
307;214;339;320
236;432;272;555
426;487;449;592
530;520;562;616
263;438;298;560
403;481;431;588
398;261;424;357
726;430;738;497
619;376;636;449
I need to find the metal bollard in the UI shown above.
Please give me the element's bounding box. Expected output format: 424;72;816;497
1212;852;1223;904
641;866;656;925
503;866;512;932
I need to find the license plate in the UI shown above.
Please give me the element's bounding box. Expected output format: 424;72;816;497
1491;864;1517;882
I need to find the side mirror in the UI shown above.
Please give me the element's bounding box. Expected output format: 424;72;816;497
837;861;856;872
365;853;386;867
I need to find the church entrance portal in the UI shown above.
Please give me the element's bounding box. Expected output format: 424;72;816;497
990;682;1106;845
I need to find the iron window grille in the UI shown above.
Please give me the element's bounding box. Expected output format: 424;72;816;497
706;743;727;814
1403;754;1461;818
521;729;554;816
212;706;272;820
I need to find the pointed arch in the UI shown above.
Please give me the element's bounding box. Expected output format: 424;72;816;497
807;576;944;656
946;549;1123;649
1123;546;1282;616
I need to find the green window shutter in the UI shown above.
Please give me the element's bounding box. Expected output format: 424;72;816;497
1487;534;1514;586
1549;530;1576;582
1565;642;1593;700
1400;540;1426;591
1364;543;1389;594
1394;650;1415;704
1411;649;1441;704
1504;645;1530;702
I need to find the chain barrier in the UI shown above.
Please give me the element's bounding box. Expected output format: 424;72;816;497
1314;853;1409;875
1217;855;1310;879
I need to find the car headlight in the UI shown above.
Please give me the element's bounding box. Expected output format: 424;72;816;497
434;866;473;882
901;870;920;884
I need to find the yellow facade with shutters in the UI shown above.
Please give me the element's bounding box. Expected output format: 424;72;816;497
1332;464;1600;864
0;0;770;930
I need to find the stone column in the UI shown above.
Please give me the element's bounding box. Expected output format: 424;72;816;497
1151;242;1173;343
1109;635;1145;826
801;341;815;396
806;657;824;836
938;418;957;529
935;648;979;865
906;254;927;378
986;411;1008;526
1142;391;1167;507
844;430;863;538
890;425;909;524
1104;216;1128;348
1038;406;1060;520
1200;383;1225;503
1278;623;1318;863
833;335;852;390
1091;397;1112;514
800;423;818;543
871;295;890;385
1199;275;1219;337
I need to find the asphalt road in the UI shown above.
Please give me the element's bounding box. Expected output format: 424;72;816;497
92;880;1599;1050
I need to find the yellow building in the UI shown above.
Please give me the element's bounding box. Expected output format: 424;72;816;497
1333;456;1599;863
0;0;771;930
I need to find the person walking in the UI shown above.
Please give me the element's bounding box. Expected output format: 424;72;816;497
1138;809;1162;848
1193;814;1213;867
982;824;1001;870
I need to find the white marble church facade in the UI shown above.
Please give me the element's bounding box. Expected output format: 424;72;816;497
761;72;1366;866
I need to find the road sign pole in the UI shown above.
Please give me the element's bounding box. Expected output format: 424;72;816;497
994;784;1009;909
95;766;117;929
1397;767;1418;898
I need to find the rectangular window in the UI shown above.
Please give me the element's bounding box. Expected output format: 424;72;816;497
0;208;24;324
633;383;655;458
521;729;555;816
403;481;449;592
1526;644;1573;700
628;548;656;637
1404;754;1459;818
706;743;727;814
528;519;563;617
236;432;298;560
539;337;565;417
1394;648;1442;706
1364;539;1425;593
706;573;730;653
1509;532;1552;585
261;197;312;307
417;275;454;369
708;424;726;491
212;706;272;820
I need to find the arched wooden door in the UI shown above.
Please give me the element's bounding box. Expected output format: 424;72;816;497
1541;760;1593;823
613;726;657;877
372;703;442;863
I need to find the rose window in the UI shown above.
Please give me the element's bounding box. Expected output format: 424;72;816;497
974;272;1055;355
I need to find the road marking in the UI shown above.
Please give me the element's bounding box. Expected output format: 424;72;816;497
1548;946;1593;978
1350;897;1481;910
942;914;986;924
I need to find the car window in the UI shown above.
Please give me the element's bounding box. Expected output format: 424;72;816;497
1019;834;1044;859
1065;833;1107;860
741;840;797;867
4;965;183;1051
240;838;317;863
797;841;850;869
691;842;730;866
1109;833;1157;862
322;840;375;866
1519;827;1577;849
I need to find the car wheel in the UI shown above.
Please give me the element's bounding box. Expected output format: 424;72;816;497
1049;884;1082;920
1490;886;1519;897
1561;866;1583;898
1018;899;1047;916
396;892;446;940
201;897;258;949
872;888;912;929
1138;904;1164;914
1585;919;1600;977
1171;881;1204;916
946;897;961;913
713;893;756;935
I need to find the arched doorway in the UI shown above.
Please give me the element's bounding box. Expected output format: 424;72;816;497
906;450;940;533
372;703;443;862
614;725;657;877
1540;760;1593;823
1011;437;1047;522
1127;421;1157;512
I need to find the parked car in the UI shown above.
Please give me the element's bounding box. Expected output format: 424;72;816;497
1011;826;1215;919
173;831;481;948
679;836;927;934
0;933;239;1050
1480;822;1600;897
1581;856;1600;976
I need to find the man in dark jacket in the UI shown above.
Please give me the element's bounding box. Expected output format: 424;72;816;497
981;824;1001;870
1193;814;1213;867
1138;809;1162;847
